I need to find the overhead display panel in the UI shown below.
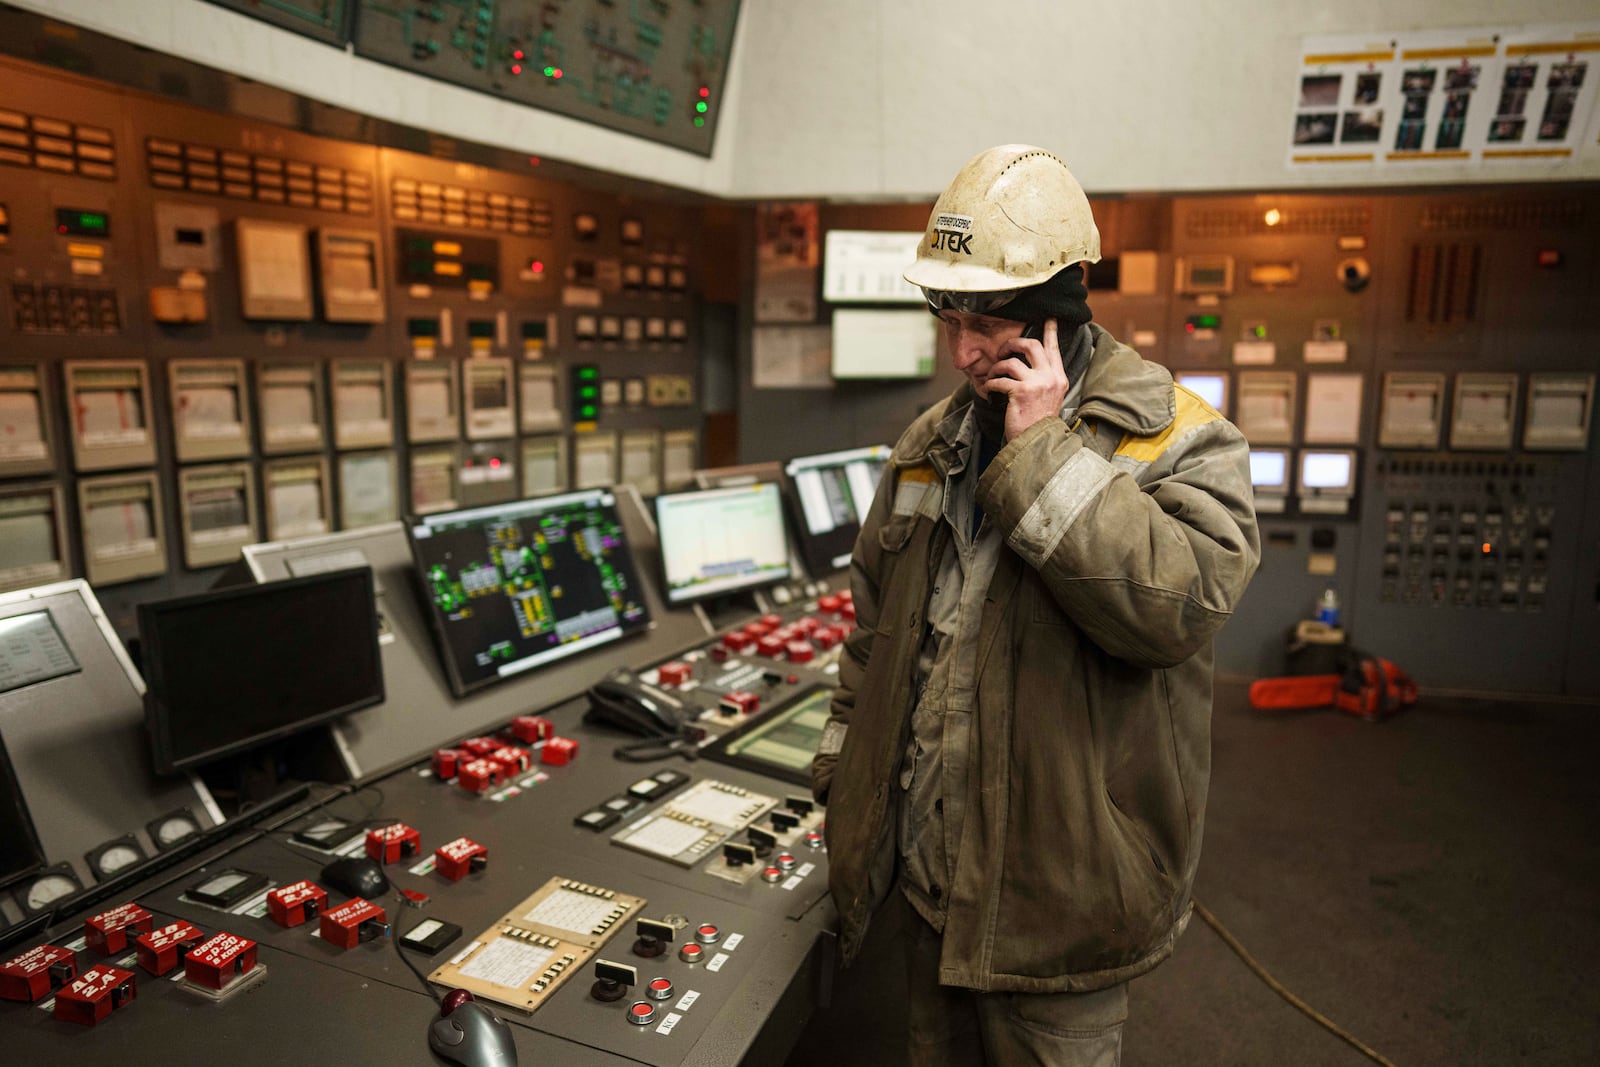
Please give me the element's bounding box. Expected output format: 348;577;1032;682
351;0;743;156
200;0;354;47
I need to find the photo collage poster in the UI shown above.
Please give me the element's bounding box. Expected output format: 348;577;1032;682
1290;23;1600;168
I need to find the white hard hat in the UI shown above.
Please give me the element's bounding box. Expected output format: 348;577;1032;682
904;144;1101;311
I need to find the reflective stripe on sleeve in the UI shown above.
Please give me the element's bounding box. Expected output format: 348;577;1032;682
818;720;848;756
1008;447;1115;570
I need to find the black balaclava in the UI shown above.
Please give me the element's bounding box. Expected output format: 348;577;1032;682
968;263;1094;445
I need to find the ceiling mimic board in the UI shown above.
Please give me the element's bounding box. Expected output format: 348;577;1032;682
203;0;355;46
352;0;741;155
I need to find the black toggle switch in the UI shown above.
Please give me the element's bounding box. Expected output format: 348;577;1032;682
747;827;776;858
591;959;637;1002
784;795;814;817
632;918;675;959
722;841;757;868
771;810;799;833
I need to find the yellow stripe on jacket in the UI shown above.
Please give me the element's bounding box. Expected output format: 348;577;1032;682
1114;386;1223;465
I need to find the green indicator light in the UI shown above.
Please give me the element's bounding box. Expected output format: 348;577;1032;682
693;118;705;128
695;102;707;113
579;385;597;399
580;404;597;419
1253;324;1267;339
578;367;599;380
544;66;555;76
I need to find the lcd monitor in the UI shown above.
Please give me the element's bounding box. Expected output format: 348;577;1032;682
1300;449;1356;495
139;568;383;774
655;483;791;604
0;731;46;890
781;445;890;577
1248;449;1290;493
407;489;651;696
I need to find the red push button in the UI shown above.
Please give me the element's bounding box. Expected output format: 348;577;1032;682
722;631;754;653
319;898;389;950
786;640;814;663
646;977;673;1000
742;621;772;638
627;1000;656;1025
818;593;843;613
761;866;783;884
678;942;704;963
457;758;504;793
694;923;720;945
657;661;692;686
793;615;821;635
803;830;824;849
459;736;501;757
760;614;782;628
490;745;532;774
266;880;328;929
776;852;797;871
720;691;759;716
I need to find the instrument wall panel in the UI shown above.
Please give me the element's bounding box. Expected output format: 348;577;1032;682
1566;459;1600;697
1168;196;1381;373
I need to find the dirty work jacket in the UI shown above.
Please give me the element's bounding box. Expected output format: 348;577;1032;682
812;323;1261;993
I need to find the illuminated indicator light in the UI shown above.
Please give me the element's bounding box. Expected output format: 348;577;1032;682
693;118;705;128
579;386;598;399
527;156;541;167
699;86;710;98
544;66;554;76
1264;208;1283;227
554;68;563;78
511;64;522;74
578;368;598;380
1253;324;1267;338
695;102;707;113
1185;322;1195;334
514;49;525;60
580;405;597;419
433;241;463;256
489;458;500;468
434;261;463;277
1482;543;1491;554
529;260;544;273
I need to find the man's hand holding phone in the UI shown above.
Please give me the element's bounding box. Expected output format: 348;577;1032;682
985;318;1070;443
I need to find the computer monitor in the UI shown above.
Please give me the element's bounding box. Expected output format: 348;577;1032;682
1248;449;1290;494
1176;371;1229;415
139;568;384;774
655;483;791;604
0;731;46;891
781;445;890;577
1299;449;1358;503
407;489;652;697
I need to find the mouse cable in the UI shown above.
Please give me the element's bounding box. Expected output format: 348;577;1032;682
1192;899;1399;1067
394;904;444;1005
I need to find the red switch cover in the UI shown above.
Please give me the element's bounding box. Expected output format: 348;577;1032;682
183;932;257;991
84;903;153;956
366;822;422;864
0;944;76;1003
434;837;489;882
135;921;203;977
319;898;389;950
457;757;504;793
266;881;329;928
432;748;466;779
540;737;579;766
459;736;501;757
510;716;553;743
490;745;531;774
53;965;136;1026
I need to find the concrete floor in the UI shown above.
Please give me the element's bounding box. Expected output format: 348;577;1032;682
786;682;1600;1066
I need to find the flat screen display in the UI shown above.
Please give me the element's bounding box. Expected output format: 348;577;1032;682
1176;372;1228;413
139;568;384;774
1300;450;1355;492
655;484;790;604
782;445;890;577
1248;449;1289;492
702;687;832;787
408;489;651;696
0;731;47;890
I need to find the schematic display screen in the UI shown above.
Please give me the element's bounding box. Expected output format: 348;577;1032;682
782;445;890;577
409;489;651;696
655;483;790;604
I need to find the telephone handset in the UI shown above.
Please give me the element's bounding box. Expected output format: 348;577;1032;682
586;667;692;738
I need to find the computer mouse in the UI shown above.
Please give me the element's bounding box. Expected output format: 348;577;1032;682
428;991;518;1067
320;856;390;900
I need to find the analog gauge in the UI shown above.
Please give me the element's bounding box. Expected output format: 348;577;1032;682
16;865;82;915
86;836;148;879
147;809;202;851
